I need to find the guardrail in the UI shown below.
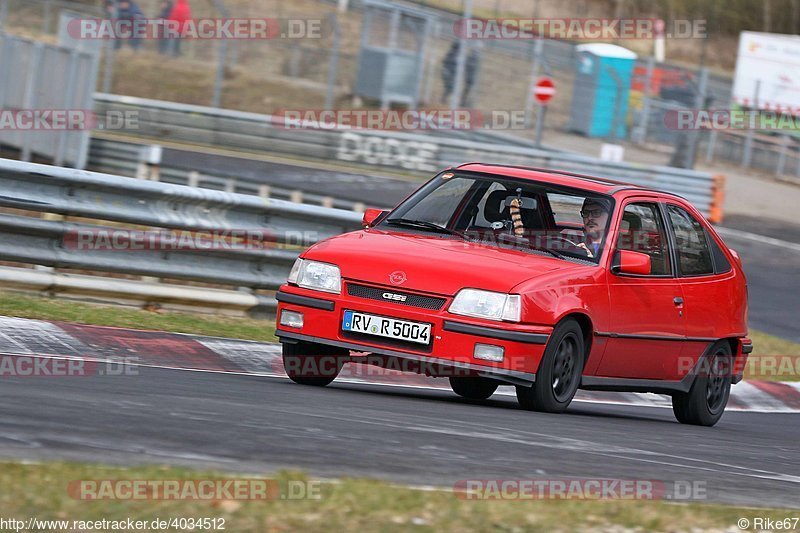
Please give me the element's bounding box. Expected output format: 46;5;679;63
0;158;362;314
93;93;723;221
88;137;369;211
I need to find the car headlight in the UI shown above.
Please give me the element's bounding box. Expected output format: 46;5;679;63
288;259;341;294
449;289;521;322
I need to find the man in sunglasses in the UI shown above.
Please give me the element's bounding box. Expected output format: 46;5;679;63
576;198;611;258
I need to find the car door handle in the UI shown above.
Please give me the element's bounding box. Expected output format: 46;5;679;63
673;297;684;306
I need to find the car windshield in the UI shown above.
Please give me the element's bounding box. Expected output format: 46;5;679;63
381;172;615;263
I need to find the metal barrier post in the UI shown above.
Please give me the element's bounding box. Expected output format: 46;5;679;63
633;56;655;145
211;0;233;109
0;34;9;106
43;0;53;34
212;40;227;108
742;80;760;169
77;47;100;170
324;12;341;110
450;0;472;110
684;66;708;169
796;147;800;178
776;133;790;176
0;0;7;32
705;129;718;163
21;42;45;162
102;2;117;94
421;21;440;105
524;38;545;128
55;49;81;167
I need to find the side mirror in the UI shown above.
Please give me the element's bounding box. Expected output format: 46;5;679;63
612;250;651;275
362;208;387;228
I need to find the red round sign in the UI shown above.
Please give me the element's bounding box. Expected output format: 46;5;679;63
534;77;556;104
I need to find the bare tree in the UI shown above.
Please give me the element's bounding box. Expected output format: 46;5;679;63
763;0;772;32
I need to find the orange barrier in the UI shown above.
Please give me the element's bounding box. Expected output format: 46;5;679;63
709;174;726;224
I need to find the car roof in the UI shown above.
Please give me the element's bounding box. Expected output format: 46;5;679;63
455;163;681;199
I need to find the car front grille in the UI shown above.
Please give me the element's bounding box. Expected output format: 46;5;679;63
346;283;447;310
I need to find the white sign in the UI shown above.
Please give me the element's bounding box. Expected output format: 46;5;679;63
732;31;800;111
337;132;439;172
600;143;625;162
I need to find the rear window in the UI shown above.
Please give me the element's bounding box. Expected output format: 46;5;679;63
666;205;714;276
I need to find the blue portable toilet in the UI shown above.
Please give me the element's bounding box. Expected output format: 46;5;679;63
568;44;637;139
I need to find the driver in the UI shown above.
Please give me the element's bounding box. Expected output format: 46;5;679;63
577;198;610;258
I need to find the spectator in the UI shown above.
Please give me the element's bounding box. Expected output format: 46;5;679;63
166;0;192;57
156;0;174;55
115;0;145;51
441;41;479;107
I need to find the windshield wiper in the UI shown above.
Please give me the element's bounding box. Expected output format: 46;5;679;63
529;245;567;260
385;218;472;241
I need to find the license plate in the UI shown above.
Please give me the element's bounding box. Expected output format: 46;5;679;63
342;310;431;345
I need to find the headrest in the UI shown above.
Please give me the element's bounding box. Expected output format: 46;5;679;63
484;190;511;223
622;211;642;231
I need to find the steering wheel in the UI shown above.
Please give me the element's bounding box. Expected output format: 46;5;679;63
544;236;593;256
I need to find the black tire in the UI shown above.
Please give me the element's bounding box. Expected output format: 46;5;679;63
672;341;732;427
282;341;347;387
449;376;499;400
516;319;584;413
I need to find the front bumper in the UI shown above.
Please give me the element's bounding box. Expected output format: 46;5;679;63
275;284;552;385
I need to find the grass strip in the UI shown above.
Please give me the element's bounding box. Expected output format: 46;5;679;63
0;462;795;532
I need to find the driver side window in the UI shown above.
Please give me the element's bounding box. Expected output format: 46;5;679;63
617;203;672;276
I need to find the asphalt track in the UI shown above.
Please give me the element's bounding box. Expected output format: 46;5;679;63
0;151;795;510
0;365;798;508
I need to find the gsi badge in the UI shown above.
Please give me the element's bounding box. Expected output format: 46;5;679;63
382;292;408;302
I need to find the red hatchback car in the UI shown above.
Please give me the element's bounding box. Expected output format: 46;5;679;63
275;164;752;426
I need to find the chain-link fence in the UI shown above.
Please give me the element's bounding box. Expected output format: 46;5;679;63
2;0;754;172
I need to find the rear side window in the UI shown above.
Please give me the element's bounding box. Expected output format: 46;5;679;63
666;205;714;276
617;203;672;276
708;231;732;273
